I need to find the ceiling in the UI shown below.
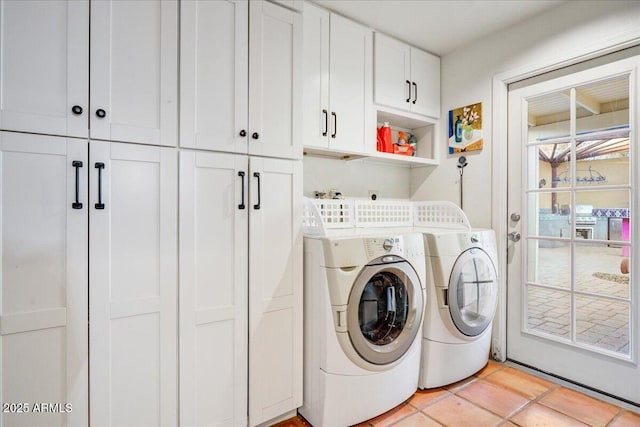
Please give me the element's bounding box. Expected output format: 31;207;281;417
313;0;567;56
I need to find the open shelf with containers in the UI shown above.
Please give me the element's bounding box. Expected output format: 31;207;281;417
372;106;440;166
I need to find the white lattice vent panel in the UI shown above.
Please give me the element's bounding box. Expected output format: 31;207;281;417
303;199;354;235
414;201;471;230
354;200;413;228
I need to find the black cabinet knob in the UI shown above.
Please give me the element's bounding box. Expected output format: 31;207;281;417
95;109;107;118
239;130;247;137
71;105;83;115
252;132;259;140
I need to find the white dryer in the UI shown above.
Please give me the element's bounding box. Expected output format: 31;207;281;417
300;233;426;427
419;229;499;389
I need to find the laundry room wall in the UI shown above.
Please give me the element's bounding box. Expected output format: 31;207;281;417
411;0;640;229
303;156;411;199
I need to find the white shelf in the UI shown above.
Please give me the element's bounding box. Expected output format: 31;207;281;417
366;151;439;166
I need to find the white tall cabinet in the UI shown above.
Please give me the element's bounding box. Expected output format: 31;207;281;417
302;3;372;154
0;0;178;146
179;1;303;426
0;132;88;427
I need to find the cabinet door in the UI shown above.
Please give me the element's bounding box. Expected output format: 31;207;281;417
249;1;302;160
410;47;440;118
179;151;248;427
90;0;178;146
248;157;302;426
0;132;88;427
301;2;330;148
0;0;88;138
89;141;177;427
180;0;248;153
328;14;372;154
374;32;411;112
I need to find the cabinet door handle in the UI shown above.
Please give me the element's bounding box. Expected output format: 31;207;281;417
252;132;259;140
95;162;105;210
253;172;261;210
331;112;337;139
238;171;246;210
322;109;328;137
72;105;83;115
412;82;417;104
406;80;411;103
239;129;246;137
95;109;107;118
72;160;83;209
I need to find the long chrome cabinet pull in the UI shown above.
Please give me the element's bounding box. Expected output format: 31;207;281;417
331;112;337;139
322;109;328;137
238;171;246;210
253;172;261;210
412;82;417;104
95;162;105;210
406;80;411;102
72;160;83;209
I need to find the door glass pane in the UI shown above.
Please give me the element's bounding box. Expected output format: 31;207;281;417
576;294;629;356
575;75;629;135
576;190;630;242
526;285;570;340
529;191;571;238
527;239;570;289
575;243;630;299
359;271;408;345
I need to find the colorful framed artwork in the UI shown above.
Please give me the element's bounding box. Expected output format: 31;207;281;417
448;102;483;154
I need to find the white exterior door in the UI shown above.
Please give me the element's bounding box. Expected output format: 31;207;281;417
507;56;640;402
374;33;411;112
179;150;248;427
410;47;440;119
301;2;330;149
248;157;302;426
248;1;302;160
89;141;177;426
180;0;248;153
328;14;372;154
90;0;178;146
0;132;88;426
0;0;89;138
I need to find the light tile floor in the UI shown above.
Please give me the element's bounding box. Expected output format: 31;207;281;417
275;361;640;427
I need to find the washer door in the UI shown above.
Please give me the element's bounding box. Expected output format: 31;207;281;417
347;260;423;365
448;248;498;337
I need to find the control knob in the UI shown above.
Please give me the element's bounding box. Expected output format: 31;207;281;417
382;238;395;252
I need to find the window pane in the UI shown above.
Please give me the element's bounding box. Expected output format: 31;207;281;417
576;294;629;356
531;192;571;238
527;285;570;340
527;239;570;289
575;243;630;299
575;75;629;135
576;190;630;243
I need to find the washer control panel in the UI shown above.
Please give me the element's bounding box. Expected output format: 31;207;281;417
365;236;403;259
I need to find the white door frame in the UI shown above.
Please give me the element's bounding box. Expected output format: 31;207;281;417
490;34;640;361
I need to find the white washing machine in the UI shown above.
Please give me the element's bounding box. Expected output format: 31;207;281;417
418;228;499;389
299;232;426;427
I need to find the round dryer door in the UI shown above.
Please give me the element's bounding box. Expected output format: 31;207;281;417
448;248;498;337
347;259;423;365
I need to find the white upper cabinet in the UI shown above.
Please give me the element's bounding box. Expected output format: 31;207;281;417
90;0;178;146
0;0;178;146
303;3;372;154
180;0;301;160
0;0;89;138
180;0;248;153
249;1;302;160
374;32;440;118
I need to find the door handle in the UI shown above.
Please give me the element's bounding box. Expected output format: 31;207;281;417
511;212;521;222
406;80;411;103
331;112;337;139
412;82;417;104
95;162;105;210
322;109;328;137
238;171;246;210
72;160;83;209
253;172;261;210
508;231;521;242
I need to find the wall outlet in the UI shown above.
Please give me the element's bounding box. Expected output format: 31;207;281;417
368;190;379;200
